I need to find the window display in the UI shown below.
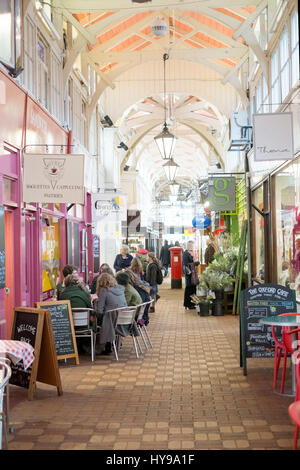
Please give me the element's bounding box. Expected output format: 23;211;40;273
274;158;300;298
253;186;264;280
42;216;60;299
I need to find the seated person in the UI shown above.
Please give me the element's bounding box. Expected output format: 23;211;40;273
59;273;92;309
116;271;142;306
96;273;127;355
90;263;114;295
125;269;151;325
56;264;76;300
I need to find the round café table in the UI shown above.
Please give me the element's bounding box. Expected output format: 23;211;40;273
259;316;300;396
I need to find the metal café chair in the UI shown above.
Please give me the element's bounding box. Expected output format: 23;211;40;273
0;360;12;450
108;306;142;360
71;308;98;362
138;299;154;349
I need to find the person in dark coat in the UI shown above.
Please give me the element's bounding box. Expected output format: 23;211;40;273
90;263;114;294
146;252;162;308
204;238;216;265
113;245;133;272
183;241;199;310
160;240;170;277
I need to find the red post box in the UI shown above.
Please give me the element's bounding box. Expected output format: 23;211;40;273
170;247;183;289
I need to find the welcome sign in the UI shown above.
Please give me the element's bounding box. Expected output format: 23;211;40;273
23;153;85;204
253;112;294;161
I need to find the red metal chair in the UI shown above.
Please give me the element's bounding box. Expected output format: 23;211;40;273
288;401;300;450
274;314;300;394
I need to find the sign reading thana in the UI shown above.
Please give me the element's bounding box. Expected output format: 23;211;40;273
253;112;294;162
23;154;85;204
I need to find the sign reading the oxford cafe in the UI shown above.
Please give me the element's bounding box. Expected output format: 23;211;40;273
208;177;236;212
23;154;85;204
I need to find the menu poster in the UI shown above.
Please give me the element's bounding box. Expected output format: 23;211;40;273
36;300;79;364
240;284;296;375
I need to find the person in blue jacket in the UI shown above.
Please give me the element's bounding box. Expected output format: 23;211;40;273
113;245;133;273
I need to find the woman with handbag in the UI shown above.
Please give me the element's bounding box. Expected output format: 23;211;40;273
183;241;199;310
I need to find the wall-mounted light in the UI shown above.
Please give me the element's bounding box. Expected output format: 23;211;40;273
118;142;129;151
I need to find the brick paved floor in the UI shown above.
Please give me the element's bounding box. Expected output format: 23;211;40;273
7;280;296;450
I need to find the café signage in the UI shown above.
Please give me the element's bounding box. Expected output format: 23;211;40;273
23;153;85;204
253;112;294;161
208;177;236;212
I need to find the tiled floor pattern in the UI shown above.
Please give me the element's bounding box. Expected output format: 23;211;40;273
7;282;296;450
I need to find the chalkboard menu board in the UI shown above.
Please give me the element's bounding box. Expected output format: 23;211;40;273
10;309;41;389
0;206;5;289
240;284;296;375
36;300;79;364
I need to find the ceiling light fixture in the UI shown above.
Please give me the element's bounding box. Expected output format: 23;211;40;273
169;182;180;196
163;158;179;182
154;53;178;160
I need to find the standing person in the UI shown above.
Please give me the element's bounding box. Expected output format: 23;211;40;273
146;252;162;305
90;263;114;294
159;240;170;278
204;238;216;265
136;244;149;279
96;273;127;355
183;241;199;310
113;245;133;273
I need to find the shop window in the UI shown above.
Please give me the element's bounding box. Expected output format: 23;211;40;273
279;27;290;101
0;0;22;74
42;215;60;299
256;81;262;113
37;36;49;109
274;159;300;298
76;204;83;219
253;186;264;281
24;16;35;95
291;10;299;86
271;48;280;111
262;75;269;112
50;52;62;122
2;177;16;202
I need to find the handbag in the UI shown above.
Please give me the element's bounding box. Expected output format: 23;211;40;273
190;264;199;286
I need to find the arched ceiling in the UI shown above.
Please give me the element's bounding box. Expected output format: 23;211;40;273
58;0;267;195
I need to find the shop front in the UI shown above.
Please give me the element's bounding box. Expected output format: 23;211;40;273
0;67;91;338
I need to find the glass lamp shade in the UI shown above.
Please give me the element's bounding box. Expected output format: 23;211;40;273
169;183;180;196
154;123;178;160
163;158;179;182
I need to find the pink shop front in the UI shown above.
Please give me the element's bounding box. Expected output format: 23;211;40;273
0;69;93;339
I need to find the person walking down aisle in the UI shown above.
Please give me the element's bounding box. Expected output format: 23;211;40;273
136;245;148;279
146;252;162;309
204;238;216;265
183;241;199;310
113;245;133;273
160;240;170;277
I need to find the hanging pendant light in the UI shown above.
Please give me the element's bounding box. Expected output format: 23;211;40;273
154;53;178;160
169;182;180;196
163;158;179;182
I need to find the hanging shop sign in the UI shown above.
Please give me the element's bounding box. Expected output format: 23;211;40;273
92;192;127;222
253;112;294;162
192;214;211;229
208;177;236;212
23;153;85;204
